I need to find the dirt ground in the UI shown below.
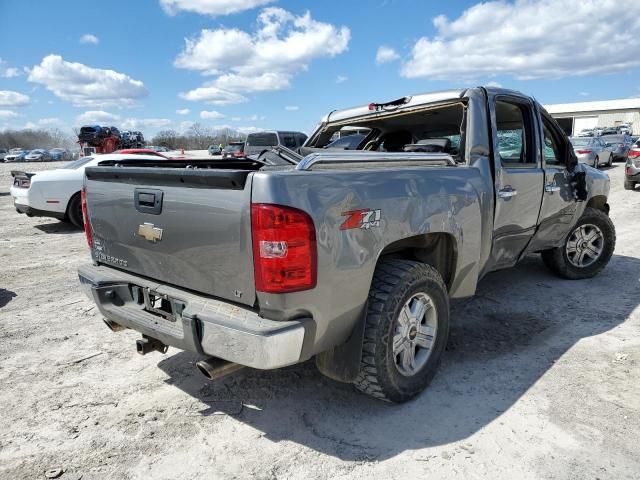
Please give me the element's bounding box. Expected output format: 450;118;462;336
0;161;638;480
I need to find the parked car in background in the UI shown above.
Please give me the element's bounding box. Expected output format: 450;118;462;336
49;148;71;162
146;145;169;152
601;134;632;161
244;130;308;156
222;141;245;159
324;133;366;150
625;140;640;190
10;153;167;229
617;124;632;135
4;148;29;162
600;127;618;136
577;128;594;137
208;144;222;155
25;149;51;162
569;136;613;168
0;148;7;162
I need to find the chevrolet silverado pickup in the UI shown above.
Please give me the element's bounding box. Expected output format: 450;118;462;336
78;87;615;403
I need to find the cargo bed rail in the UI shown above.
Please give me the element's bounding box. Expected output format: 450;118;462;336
295;151;456;171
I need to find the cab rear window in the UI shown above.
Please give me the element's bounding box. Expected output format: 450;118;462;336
247;133;278;147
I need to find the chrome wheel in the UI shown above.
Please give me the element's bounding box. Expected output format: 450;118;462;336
393;292;438;377
566;223;604;268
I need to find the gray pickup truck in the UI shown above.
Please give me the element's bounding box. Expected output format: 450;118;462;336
78;87;615;403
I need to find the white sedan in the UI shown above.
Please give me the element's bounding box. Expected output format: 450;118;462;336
10;153;167;228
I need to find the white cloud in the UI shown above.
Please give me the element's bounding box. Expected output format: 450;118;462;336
0;90;30;107
200;110;225;119
75;110;120;125
176;108;191;115
284;105;299;111
579;91;590;97
486;81;502;88
402;0;640;81
80;34;100;45
37;117;61;125
376;46;400;64
336;75;348;83
176;8;350;103
121;118;173;130
0;58;21;78
160;0;274;16
28;55;147;107
0;110;18;119
179;85;248;105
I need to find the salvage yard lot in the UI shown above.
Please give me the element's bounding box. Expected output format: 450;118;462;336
0;161;639;479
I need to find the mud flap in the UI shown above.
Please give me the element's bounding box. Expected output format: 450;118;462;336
315;304;367;383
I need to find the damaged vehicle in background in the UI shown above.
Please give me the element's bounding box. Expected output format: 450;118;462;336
601;134;632;162
625;139;640;190
78;87;615;403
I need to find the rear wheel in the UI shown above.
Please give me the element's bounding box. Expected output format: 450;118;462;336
354;260;449;403
624;179;636;190
66;193;83;229
594;156;599;169
607;153;613;167
541;207;615;279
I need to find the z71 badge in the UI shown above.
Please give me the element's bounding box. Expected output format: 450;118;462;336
340;209;382;230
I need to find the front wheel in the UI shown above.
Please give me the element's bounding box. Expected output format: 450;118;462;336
608;154;613;167
541;207;615;279
353;260;449;403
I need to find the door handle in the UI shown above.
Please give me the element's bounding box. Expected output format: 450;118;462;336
544;184;561;193
498;187;518;199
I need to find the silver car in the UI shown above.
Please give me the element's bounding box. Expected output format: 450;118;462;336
569;136;612;168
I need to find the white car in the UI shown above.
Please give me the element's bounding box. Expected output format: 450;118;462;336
10;153;167;228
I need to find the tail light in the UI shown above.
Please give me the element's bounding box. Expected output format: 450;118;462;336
575;149;592;154
234;151;244;157
626;167;632;175
251;204;317;293
628;149;640;158
81;187;93;248
13;177;31;188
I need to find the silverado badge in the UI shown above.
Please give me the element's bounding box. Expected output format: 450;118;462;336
138;223;163;242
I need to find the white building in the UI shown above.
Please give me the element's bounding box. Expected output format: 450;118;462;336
544;98;640;136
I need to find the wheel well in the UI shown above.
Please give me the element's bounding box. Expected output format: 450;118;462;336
377;233;457;290
586;195;609;215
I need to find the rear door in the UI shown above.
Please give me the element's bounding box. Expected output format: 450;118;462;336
487;95;545;271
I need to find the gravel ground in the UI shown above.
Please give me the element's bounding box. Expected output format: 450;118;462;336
0;161;638;480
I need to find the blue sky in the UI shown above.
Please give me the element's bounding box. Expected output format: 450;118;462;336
1;0;639;137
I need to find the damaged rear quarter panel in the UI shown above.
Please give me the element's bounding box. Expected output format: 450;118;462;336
250;166;486;358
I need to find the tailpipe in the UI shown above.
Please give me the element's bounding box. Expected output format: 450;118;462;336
103;319;127;332
196;357;244;381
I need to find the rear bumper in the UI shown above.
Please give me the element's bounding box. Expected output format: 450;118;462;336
78;263;308;369
11;186;66;220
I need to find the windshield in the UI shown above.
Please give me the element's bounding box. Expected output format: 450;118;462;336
225;144;243;152
63;156;94;169
30;149;45;154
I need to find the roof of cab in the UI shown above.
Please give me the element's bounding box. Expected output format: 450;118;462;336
323;86;535;125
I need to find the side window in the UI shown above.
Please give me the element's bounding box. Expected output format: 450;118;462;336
495;100;534;165
542;118;563;166
296;134;308;147
282;134;297;149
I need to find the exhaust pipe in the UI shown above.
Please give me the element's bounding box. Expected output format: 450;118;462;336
103;319;127;332
196;357;244;381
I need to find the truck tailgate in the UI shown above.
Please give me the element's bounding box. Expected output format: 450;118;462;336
83;166;256;307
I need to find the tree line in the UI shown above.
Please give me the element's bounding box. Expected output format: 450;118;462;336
0;128;75;150
150;124;248;150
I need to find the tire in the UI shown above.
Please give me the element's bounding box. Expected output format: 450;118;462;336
353;260;449;403
594;156;599;169
608;154;613;167
624;179;636;190
541;207;615;280
66;193;84;229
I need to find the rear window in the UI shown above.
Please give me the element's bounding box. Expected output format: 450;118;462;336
281;134;297;149
247;133;278;147
570;138;590;146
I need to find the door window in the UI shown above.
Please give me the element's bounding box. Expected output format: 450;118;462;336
282;134;297;149
542;117;564;166
495;100;534;166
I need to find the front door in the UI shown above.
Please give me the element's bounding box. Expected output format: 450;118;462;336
487;97;545;271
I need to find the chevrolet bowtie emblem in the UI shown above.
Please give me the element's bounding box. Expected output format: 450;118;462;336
138;223;163;242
